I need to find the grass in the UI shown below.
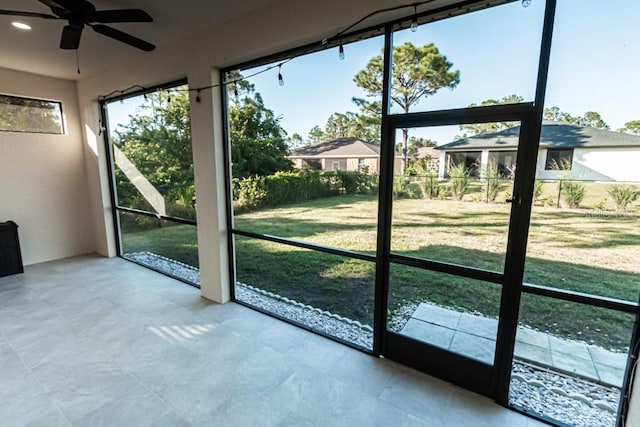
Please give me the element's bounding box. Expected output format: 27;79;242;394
121;192;640;350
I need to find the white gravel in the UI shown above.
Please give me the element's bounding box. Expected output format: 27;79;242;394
510;362;620;427
125;251;623;426
235;282;374;350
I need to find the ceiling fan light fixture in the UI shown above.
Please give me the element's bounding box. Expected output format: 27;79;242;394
11;21;32;31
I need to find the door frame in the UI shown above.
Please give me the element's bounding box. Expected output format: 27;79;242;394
372;1;559;399
375;104;539;398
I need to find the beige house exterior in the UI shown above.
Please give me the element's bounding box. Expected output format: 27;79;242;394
436;121;640;182
289;137;402;173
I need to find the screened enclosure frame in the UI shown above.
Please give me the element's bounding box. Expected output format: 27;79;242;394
101;78;200;287
221;1;640;425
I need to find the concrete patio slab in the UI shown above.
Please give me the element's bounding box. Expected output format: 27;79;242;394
457;313;498;340
450;331;495;364
399;302;628;388
411;304;461;329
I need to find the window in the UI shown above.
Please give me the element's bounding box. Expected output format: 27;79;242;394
226;35;384;350
545;148;573;170
0;94;63;134
103;82;199;285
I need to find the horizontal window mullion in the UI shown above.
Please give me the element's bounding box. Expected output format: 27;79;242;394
388;253;504;285
116;206;197;226
387;103;535;129
232;229;376;263
522;282;640;314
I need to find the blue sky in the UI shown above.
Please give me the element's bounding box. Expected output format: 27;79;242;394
108;0;640;146
241;0;640;145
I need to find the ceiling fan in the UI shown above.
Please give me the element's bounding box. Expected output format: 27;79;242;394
0;0;155;51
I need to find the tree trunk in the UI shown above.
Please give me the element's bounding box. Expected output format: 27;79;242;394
401;127;409;175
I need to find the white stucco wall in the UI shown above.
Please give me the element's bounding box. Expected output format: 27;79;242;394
0;68;94;265
536;147;640;182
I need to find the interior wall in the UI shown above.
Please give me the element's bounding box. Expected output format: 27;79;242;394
0;68;94;265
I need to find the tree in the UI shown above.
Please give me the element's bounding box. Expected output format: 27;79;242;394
619;120;640;135
308;125;325;143
397;136;436;158
227;81;291;178
321;111;380;142
287;132;305;149
459;94;524;135
354;42;460;174
544;107;609;129
114;89;195;215
575;111;609;129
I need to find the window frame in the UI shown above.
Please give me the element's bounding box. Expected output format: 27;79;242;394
544;148;573;170
0;93;64;134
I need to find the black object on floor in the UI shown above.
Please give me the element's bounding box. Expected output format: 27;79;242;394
0;221;24;277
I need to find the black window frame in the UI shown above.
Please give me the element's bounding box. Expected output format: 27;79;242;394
100;78;200;288
220;2;640;426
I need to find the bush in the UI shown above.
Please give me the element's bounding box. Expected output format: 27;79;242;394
560;180;585;208
448;163;470;201
393;175;421;198
417;174;445;200
533;180;544;202
608;184;639;213
232;169;378;212
483;162;503;203
233;176;266;211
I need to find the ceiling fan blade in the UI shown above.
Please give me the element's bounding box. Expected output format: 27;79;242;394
37;0;69;9
91;9;152;23
92;24;155;52
60;24;82;49
38;0;87;10
0;9;60;19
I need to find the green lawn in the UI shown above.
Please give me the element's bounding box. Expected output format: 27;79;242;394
121;193;639;350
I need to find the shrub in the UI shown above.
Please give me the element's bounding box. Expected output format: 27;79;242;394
413;174;442;200
560;180;585;208
533;180;544;202
608;184;639;213
593;199;607;211
448;163;470;201
233;176;266;211
482;162;503;203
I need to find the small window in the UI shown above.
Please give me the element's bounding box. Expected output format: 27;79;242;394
0;94;64;134
545;149;573;170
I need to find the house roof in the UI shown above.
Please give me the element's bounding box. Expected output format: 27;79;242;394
414;146;440;159
438;121;640;151
289;137;382;158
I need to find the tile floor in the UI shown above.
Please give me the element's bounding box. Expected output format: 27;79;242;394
402;302;627;387
0;255;547;426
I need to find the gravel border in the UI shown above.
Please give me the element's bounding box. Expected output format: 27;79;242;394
235;282;374;349
126;251;622;426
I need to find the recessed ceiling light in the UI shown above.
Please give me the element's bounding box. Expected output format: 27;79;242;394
11;22;32;31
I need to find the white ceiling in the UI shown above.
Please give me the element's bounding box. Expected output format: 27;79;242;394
0;0;496;81
0;0;277;80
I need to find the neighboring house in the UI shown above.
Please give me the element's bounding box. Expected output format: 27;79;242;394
289;137;402;173
413;146;441;173
436;121;640;182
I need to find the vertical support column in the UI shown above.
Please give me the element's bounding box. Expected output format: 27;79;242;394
373;25;394;356
188;68;230;303
480;150;489;179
